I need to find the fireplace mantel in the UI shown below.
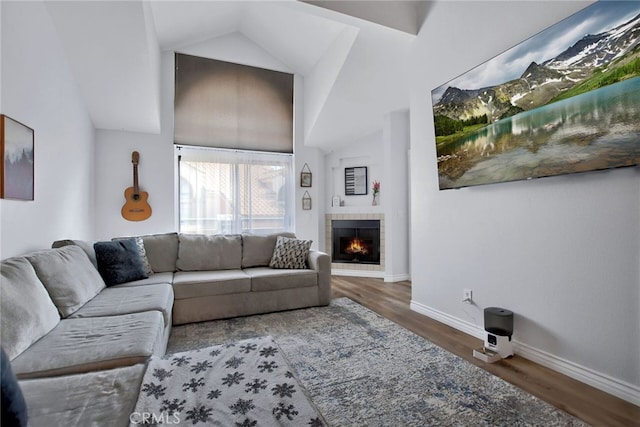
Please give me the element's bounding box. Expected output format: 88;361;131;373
326;205;384;215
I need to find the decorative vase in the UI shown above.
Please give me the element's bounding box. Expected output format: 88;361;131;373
372;193;378;206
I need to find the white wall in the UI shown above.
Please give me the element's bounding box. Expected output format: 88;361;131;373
324;113;411;282
94;33;324;247
94;128;175;240
0;0;3;114
410;1;640;404
383;109;410;282
295;75;325;251
1;1;95;258
325;130;384;211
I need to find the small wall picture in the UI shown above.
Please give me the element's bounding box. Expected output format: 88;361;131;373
301;172;312;187
300;163;312;187
1;115;34;200
302;191;312;210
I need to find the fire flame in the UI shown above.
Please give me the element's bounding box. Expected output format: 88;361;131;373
345;238;369;255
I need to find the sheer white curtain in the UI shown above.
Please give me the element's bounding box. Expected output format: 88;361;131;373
177;146;294;235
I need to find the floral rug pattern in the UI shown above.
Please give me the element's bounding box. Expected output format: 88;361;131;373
168;298;586;426
134;336;325;426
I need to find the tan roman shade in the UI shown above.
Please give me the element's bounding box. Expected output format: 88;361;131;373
174;53;293;153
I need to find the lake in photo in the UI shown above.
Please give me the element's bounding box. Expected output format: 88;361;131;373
436;76;640;189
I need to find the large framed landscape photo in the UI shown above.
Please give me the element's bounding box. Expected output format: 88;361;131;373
431;1;640;190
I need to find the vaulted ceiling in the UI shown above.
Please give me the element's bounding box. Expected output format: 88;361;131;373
45;1;420;152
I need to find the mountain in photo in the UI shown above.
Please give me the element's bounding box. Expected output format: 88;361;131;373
434;12;640;123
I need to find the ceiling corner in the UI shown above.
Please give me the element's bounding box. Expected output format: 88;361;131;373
301;0;421;35
46;0;161;134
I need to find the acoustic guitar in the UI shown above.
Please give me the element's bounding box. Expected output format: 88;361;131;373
121;151;152;221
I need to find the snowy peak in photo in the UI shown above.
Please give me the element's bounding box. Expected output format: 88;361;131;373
434;11;640;122
520;61;563;86
544;12;640;69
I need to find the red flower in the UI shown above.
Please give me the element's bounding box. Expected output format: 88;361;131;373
372;181;380;194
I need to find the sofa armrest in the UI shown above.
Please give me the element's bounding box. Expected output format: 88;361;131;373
308;250;331;305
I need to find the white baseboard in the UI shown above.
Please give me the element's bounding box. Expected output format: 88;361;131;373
410;300;640;406
384;273;411;283
331;269;384;279
513;340;640;406
410;300;485;340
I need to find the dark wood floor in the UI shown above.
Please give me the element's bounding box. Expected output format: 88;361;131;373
332;276;640;427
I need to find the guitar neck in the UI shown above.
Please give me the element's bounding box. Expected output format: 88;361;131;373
133;164;140;195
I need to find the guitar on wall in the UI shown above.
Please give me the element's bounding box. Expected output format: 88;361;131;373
121;151;152;221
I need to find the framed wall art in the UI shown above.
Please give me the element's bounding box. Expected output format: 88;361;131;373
1;114;34;200
431;2;640;190
302;191;312;210
345;166;367;195
300;163;312;187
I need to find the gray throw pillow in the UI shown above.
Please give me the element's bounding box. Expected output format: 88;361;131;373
269;236;312;269
26;246;106;318
94;239;148;286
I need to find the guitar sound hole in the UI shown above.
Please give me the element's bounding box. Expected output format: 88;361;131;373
133;194;141;201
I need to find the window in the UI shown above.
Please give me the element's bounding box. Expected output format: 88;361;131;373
178;146;294;235
174;55;295;235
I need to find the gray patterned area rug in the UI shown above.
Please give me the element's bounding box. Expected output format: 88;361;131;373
134;336;325;426
168;298;586;426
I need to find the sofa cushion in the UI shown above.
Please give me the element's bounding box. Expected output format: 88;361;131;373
241;232;296;268
69;284;174;327
112;271;174;287
137;232;179;273
0;257;60;360
1;347;28;426
19;364;145;427
11;312;164;379
52;239;98;268
94;239;148;286
26;246;106;318
244;267;318;292
173;270;250;299
269;236;312;269
176;234;242;271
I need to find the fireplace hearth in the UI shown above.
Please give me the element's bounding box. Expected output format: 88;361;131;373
332;220;380;264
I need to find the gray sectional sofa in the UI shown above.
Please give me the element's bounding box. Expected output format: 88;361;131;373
0;232;330;426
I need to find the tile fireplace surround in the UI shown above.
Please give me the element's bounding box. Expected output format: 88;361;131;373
325;213;385;278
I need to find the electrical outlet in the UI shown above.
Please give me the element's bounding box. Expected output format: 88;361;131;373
463;289;473;303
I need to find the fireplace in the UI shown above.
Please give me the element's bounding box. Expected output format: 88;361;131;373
331;220;380;264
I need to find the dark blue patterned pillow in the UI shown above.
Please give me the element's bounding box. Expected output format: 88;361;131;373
1;347;27;427
94;239;148;286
